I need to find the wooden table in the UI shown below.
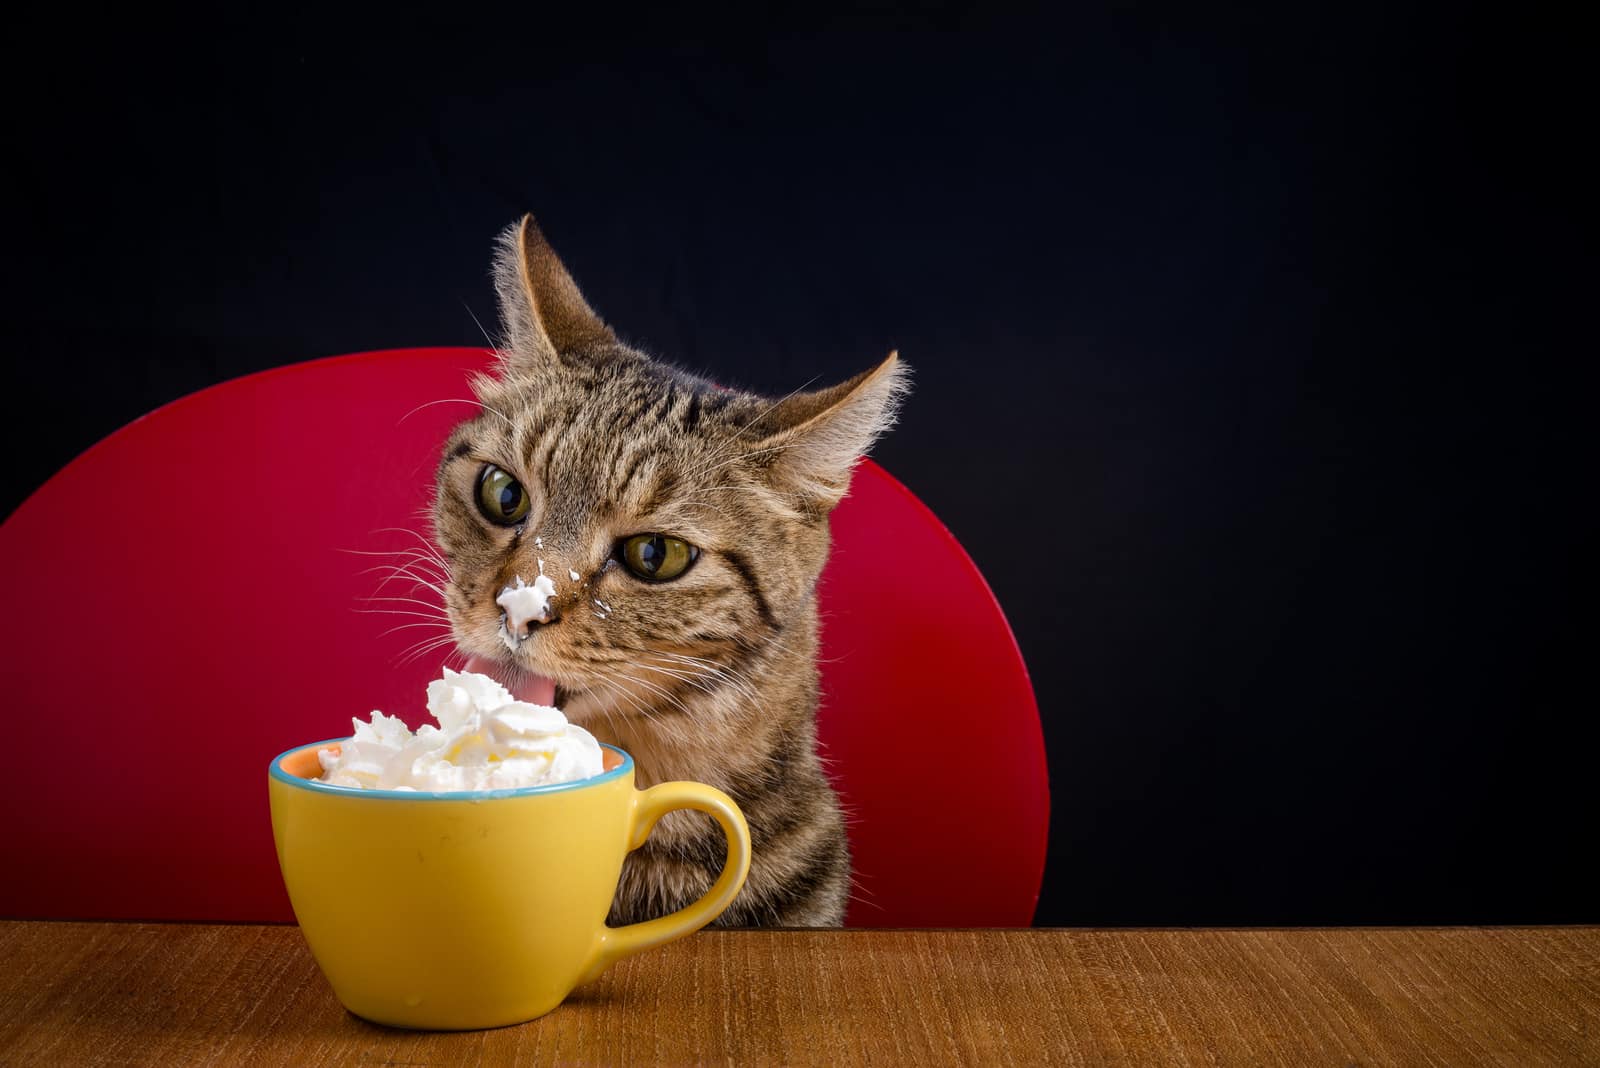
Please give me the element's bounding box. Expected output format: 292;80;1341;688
1;922;1595;1065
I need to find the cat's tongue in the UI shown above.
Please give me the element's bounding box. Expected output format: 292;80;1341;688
463;655;557;708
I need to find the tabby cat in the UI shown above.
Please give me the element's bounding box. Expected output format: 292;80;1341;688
430;216;908;926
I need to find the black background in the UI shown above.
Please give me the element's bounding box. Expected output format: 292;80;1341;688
6;8;1591;925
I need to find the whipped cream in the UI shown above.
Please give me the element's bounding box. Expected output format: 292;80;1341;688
497;574;557;650
317;667;604;791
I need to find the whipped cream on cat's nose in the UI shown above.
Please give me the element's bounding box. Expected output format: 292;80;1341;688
498;574;557;649
316;667;603;791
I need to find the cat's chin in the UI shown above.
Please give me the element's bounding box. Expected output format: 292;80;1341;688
462;654;558;708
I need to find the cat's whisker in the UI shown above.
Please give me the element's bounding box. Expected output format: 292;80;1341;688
366;566;448;597
681;374;822;480
462;299;496;348
589;668;697;744
371;574;449;598
633;662;762;724
649;658;748;700
586;671;638;712
364;529;453;574
397;396;516;431
372;581;447;603
345;533;439;552
394;646;455;669
691;439;812;483
647;659;760;712
353;554;449;580
592;658;684;709
377;566;451;591
396;628;458;653
733;375;820;436
341;546;434;558
395;629;459;655
632;660;723;698
393;549;449;577
699;482;789;511
350;548;448;570
588;671;671;731
656;650;741;670
650;650;747;683
582;680;628;742
354;608;450;622
360;569;437;590
396;637;462;668
396;647;456;670
842;883;885;914
663;498;735;524
593;682;672;744
357;594;448;612
376;620;456;639
346;557;452;588
608;669;698;719
654;652;764;708
369;526;450;558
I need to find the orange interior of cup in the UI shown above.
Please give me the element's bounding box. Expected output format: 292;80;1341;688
278;742;624;780
280;743;337;780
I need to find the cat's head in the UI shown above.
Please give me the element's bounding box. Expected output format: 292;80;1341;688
432;215;908;723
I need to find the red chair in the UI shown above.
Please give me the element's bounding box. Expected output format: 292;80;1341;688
0;348;1046;927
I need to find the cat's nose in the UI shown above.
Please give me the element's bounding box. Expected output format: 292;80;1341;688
503;605;557;640
497;577;561;643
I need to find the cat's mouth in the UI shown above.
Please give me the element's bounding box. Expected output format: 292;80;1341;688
462;654;569;708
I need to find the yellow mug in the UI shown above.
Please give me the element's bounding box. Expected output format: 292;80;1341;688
269;740;750;1030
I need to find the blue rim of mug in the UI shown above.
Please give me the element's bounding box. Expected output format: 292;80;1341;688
269;738;634;800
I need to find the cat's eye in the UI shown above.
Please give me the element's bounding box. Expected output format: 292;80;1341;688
619;534;699;582
476;464;531;526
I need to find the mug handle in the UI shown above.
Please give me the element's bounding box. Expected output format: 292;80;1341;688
580;781;752;983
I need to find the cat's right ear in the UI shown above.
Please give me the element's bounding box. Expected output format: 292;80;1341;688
746;352;911;510
490;215;617;373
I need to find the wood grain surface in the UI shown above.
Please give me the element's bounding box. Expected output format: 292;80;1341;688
0;923;1594;1066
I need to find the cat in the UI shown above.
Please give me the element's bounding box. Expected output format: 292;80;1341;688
430;215;908;926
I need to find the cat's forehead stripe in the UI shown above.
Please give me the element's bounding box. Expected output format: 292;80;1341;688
534;411;581;487
615;451;650;507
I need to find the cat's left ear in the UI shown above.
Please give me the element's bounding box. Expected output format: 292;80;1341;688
750;352;911;510
491;214;618;372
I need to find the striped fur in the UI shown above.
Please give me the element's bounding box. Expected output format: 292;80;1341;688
430;217;908;926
